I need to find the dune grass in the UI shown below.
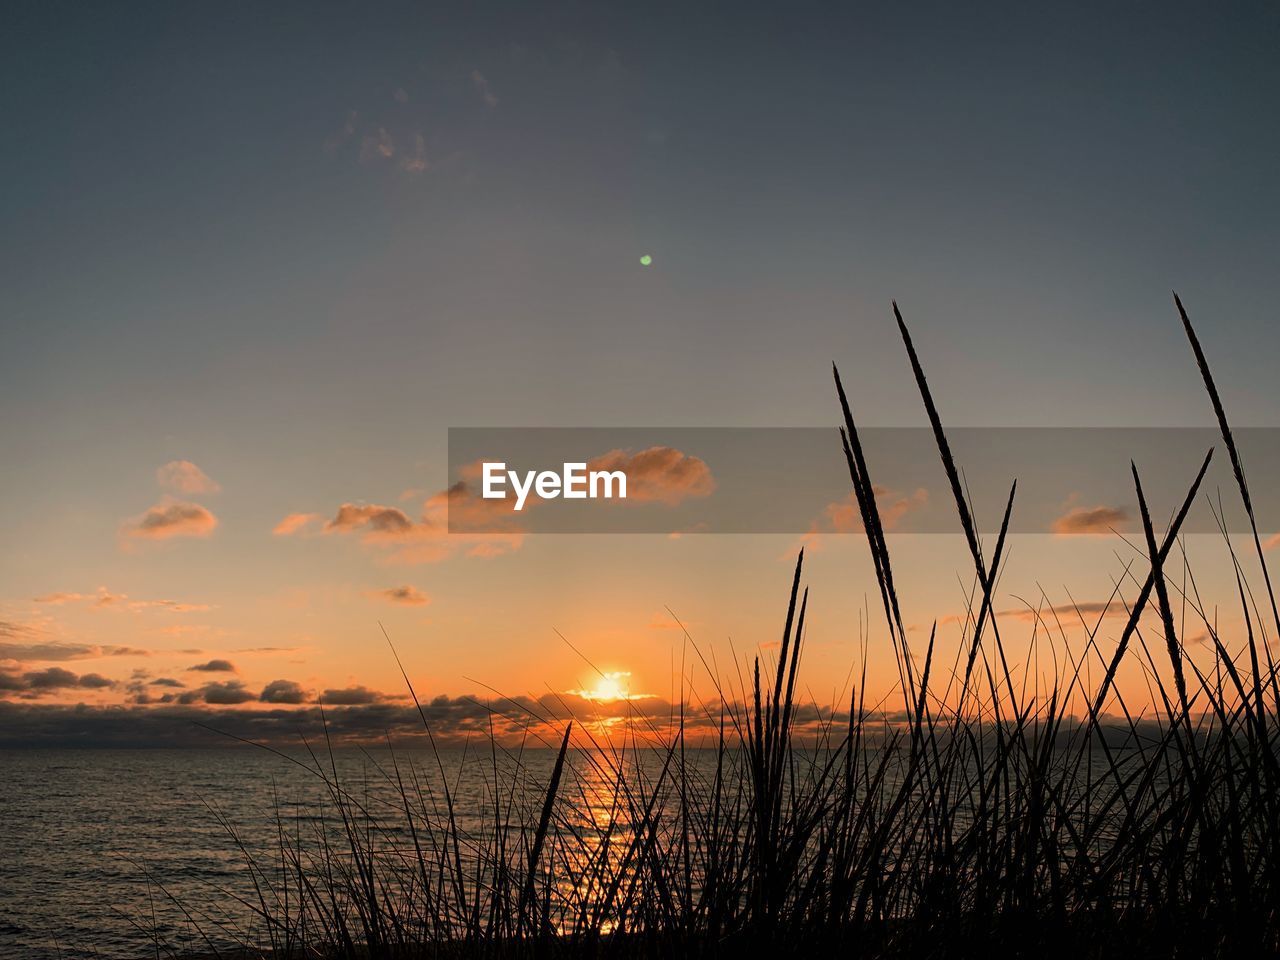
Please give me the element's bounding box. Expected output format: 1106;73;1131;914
152;296;1279;959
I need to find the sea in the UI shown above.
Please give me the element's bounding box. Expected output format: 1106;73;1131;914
0;747;564;959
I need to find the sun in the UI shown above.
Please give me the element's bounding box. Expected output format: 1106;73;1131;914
574;671;634;703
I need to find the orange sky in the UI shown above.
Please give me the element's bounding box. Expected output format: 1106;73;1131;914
3;459;1269;742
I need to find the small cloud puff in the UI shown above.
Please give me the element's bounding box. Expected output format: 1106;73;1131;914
1052;505;1127;535
123;499;218;540
188;659;237;673
373;586;431;607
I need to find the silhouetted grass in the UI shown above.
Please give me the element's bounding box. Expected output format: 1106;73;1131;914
150;296;1279;959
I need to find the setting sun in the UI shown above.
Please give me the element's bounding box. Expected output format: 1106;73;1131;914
574;671;636;703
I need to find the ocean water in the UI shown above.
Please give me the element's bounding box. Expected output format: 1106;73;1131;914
0;742;1133;959
0;747;569;960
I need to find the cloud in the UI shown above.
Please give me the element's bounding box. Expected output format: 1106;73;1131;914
321;685;390;706
0;619;42;640
826;486;928;534
188;659;237;673
156;460;221;495
0;666;118;698
360;127;395;162
998;601;1134;624
928;599;1145;631
326;503;415;536
648;612;688;631
471;69;498;108
399;133;428;174
36;587;210;614
1264;533;1280;551
23;667;84;690
372;585;431;607
260;679;309;704
0;689;819;747
796;485;928;555
320;492;523;564
0;697;1154;750
179;680;256;705
122;498;218;540
273;512;321;536
1052;505;1128;535
584;447;716;506
432;478;527;530
329;107;428;176
0;639;149;664
31;592;85;605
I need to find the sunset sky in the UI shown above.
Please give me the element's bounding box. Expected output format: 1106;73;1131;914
3;1;1279;743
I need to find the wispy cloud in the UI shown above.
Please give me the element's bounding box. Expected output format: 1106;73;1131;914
30;592;84;606
826;486;928;534
156;460;221;495
795;485;928;555
273;512;320;536
399;133;428;174
371;585;431;607
925;599;1145;632
471;69;498;108
1052;504;1127;535
35;587;210;613
360;126;395;163
0;637;150;664
648;611;689;631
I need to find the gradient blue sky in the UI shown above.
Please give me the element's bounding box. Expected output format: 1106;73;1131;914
2;1;1278;724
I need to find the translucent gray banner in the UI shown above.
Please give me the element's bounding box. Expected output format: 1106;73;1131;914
446;427;1278;535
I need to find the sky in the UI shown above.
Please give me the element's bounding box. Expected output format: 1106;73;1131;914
2;1;1279;744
